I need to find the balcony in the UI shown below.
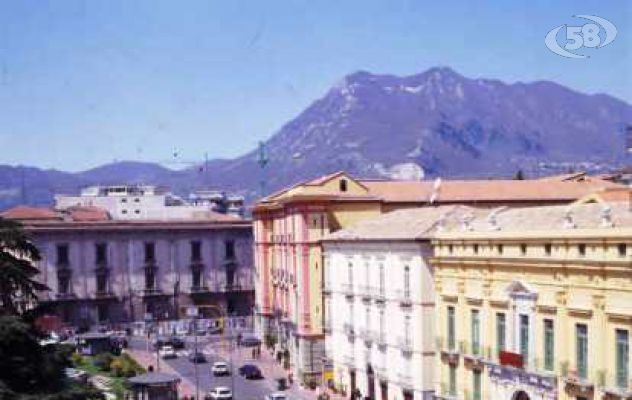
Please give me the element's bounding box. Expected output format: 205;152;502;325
437;337;460;364
359;328;375;346
358;285;375;302
374;288;386;303
55;292;77;301
487;362;557;393
397;372;414;389
397;336;414;356
598;370;632;398
94;290;116;300
395;289;413;307
376;333;388;350
342;283;354;298
322;283;332;295
342;354;356;368
190;285;210;294
343;323;356;340
563;370;594;392
141;288;163;297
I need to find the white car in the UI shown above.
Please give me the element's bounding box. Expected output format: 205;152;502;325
159;345;177;359
265;393;288;400
206;387;232;400
212;361;230;376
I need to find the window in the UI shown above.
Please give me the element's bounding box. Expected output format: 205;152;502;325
497;244;503;255
576;323;588;379
348;262;354;286
404;314;411;344
448;244;454;254
225;240;235;259
57;273;70;294
191;241;202;262
56;244;69;265
134;209;140;214
448;365;457;396
145;268;156;291
578;243;586;257
544;243;552;256
473;244;479;254
379;309;385;340
544;319;554;371
520;315;529;362
144;242;155;263
447;306;456;351
122;209;128;214
496;313;506;355
471;309;480;355
134;198;140;203
404;266;411;298
96;271;108;293
473;370;482;400
617;329;629;389
520;243;527;255
95;243;107;265
378;264;385;296
121;198;127;203
339;179;348;192
618;243;627;257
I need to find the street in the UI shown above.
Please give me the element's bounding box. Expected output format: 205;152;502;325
128;335;296;400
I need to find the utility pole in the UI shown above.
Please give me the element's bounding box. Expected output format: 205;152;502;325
257;141;269;198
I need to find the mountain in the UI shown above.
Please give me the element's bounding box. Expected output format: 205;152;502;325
1;67;631;209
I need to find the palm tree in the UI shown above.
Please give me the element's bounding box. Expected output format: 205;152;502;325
0;217;47;316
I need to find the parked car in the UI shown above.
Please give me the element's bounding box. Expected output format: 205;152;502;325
169;336;185;349
238;364;263;379
205;387;232;400
265;393;288;400
152;336;169;350
159;345;177;359
211;361;230;376
188;351;207;363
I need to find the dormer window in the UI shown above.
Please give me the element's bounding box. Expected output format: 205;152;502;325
339;179;348;192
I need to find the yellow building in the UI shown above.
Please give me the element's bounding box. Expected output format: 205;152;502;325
431;201;632;400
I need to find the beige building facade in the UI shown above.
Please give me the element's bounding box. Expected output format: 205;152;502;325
432;202;632;400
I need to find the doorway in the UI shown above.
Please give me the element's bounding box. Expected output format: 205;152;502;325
367;364;375;400
380;380;388;400
512;391;530;400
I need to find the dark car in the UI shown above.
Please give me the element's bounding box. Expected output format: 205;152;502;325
189;351;207;363
238;364;263;379
169;336;185;349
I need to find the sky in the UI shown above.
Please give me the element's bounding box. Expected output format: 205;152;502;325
0;0;630;172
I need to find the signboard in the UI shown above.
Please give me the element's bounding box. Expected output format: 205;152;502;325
499;351;523;369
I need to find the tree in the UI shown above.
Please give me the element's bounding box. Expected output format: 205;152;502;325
0;217;48;316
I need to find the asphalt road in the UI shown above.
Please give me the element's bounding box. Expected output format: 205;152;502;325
129;335;280;400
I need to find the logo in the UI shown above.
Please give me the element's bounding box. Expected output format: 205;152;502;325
545;15;617;58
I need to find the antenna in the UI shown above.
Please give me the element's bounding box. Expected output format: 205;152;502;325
257;141;269;197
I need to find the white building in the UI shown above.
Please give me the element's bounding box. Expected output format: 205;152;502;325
321;206;476;400
55;185;245;220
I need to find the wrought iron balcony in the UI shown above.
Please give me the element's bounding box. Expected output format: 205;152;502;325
141;288;163;297
190;285;210;293
55;292;76;301
396;289;413;307
397;336;414;356
94;290;116;299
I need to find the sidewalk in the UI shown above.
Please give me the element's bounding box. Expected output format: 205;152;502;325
125;348;197;398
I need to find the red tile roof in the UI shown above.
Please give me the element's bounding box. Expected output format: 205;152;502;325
1;206;61;221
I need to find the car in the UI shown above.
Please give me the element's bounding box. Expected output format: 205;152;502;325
205;387;232;400
238;364;263;379
211;361;230;376
169;336;185;349
188;351;207;363
152;336;169;350
159;345;177;359
265;393;288;400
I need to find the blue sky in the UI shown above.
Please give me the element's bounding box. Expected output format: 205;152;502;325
0;0;629;171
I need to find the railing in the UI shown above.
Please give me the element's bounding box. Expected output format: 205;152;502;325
397;372;414;388
397;336;414;355
94;290;116;299
374;287;386;302
322;282;332;295
395;289;413;307
358;285;375;301
190;285;210;293
359;328;375;345
599;369;632;397
56;292;76;300
376;333;387;349
341;283;354;297
142;288;163;296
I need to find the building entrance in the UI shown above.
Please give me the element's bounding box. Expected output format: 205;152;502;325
513;391;530;400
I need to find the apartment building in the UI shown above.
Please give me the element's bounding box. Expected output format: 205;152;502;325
322;206;479;400
432;202;632;400
253;171;620;382
1;205;253;329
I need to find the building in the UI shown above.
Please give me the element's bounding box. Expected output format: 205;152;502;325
55;184;245;220
253;171;620;382
432;202;632;400
1;205;253;330
322;206;480;400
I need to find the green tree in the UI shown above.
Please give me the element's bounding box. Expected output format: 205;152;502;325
0;217;48;316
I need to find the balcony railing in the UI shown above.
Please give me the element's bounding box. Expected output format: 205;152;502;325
376;333;387;349
190;285;210;293
359;328;375;345
374;287;386;303
397;336;414;356
55;292;76;301
395;289;413;307
94;290;116;299
322;283;332;295
343;323;356;339
358;285;375;301
341;283;354;298
141;288;163;296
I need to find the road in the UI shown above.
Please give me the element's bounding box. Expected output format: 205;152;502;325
128;335;284;400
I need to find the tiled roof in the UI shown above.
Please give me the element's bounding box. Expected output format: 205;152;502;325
66;206;111;221
1;206;61;220
437;201;632;235
360;178;621;203
323;205;482;241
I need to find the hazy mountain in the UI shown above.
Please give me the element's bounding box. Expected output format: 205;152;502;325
2;67;631;209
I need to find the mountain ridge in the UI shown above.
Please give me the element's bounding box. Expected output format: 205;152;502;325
1;66;630;209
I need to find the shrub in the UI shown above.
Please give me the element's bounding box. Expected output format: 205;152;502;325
93;353;114;372
70;352;84;367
